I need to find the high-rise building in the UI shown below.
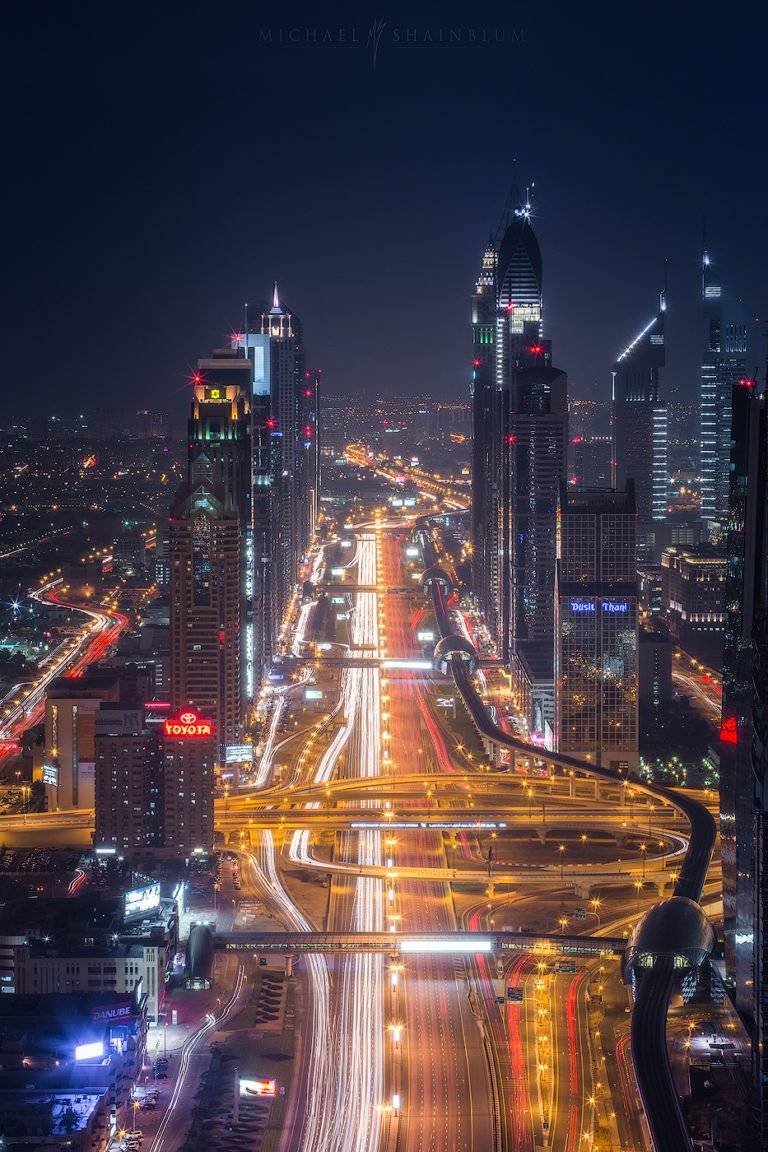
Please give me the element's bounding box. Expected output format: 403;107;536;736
186;351;252;704
232;287;310;671
94;700;215;858
43;672;122;810
555;482;639;771
507;360;568;655
569;434;612;488
471;194;566;663
470;239;500;644
300;368;321;548
612;290;668;560
94;704;164;855
169;477;242;756
718;378;767;1147
699;249;749;538
260;287;306;652
660;544;727;666
161;711;216;857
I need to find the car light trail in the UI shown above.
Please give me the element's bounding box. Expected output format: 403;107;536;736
149;963;247;1152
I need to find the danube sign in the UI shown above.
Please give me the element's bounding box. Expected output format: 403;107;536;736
163;709;214;739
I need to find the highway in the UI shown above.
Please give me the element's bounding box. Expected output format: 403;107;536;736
0;576;127;751
3;503;718;1152
421;524;717;1152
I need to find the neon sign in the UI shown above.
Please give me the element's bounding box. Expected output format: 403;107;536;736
570;600;595;613
163;709;214;739
720;715;738;745
602;601;628;613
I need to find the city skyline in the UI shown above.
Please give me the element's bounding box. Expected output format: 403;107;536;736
1;5;767;1151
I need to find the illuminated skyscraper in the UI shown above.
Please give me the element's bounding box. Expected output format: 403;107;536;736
718;377;767;1147
260;287;306;650
471;193;565;663
555;483;639;771
612;289;667;561
232;286;311;672
470;239;500;640
185;351;252;706
169;476;243;756
699;248;749;538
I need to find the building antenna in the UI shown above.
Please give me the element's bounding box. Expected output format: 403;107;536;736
243;302;249;354
661;260;668;312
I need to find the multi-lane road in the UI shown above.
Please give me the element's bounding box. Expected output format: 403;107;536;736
0;576;127;763
6;510;711;1150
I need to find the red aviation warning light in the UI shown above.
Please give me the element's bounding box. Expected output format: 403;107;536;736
163;709;215;739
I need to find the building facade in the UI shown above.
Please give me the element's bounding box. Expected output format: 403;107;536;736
699;249;749;538
169;478;242;755
94;705;164;856
43;673;122;810
612;291;668;560
660;544;727;666
555;483;639;771
718;380;768;1147
471;196;567;664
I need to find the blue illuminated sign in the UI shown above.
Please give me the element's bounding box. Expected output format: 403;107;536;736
570;600;595;613
601;601;628;613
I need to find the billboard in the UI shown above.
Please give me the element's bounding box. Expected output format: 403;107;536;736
239;1077;277;1098
163;708;214;739
124;883;161;921
75;1041;104;1061
225;744;254;764
42;763;59;787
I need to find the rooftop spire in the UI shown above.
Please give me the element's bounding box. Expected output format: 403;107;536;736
271;282;281;313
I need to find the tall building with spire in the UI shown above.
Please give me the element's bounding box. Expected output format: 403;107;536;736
612;288;668;561
471;190;567;665
231;286;312;673
700;248;749;539
259;286;306;656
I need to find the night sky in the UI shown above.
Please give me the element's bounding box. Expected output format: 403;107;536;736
5;1;768;422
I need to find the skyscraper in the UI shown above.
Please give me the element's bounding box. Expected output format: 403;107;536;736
507;358;568;654
471;193;565;663
699;248;749;538
186;351;252;705
300;367;321;552
169;476;243;756
232;287;310;671
555;482;639;771
261;287;306;651
471;240;500;643
718;377;768;1146
612;290;668;561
